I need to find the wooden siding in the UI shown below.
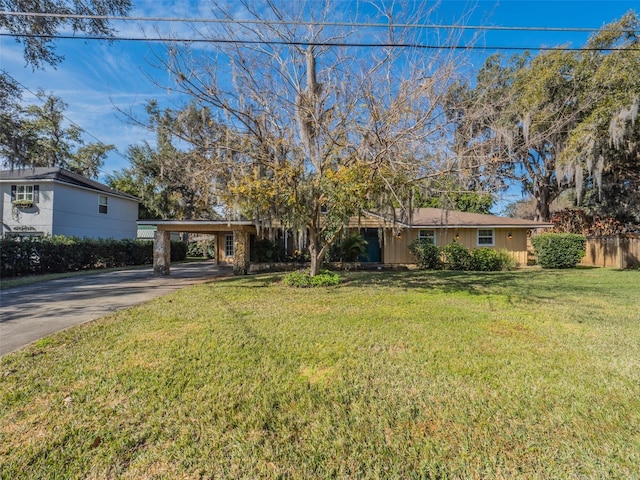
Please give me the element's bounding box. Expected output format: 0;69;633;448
381;227;530;265
581;235;640;269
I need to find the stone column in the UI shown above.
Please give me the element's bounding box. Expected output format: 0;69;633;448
154;230;171;275
214;234;220;265
233;230;249;275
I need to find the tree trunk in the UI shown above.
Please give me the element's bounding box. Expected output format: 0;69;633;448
308;228;321;276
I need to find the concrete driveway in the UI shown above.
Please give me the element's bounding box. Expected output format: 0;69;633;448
0;261;232;356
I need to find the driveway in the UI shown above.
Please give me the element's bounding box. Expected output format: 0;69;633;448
0;261;232;356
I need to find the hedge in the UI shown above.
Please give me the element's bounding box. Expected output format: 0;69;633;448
1;236;187;277
530;233;586;268
408;239;441;269
408;240;516;272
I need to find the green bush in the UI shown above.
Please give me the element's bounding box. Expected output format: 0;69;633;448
0;237;182;277
495;249;518;271
408;239;442;269
340;233;368;262
187;242;204;258
170;241;188;262
188;240;215;259
253;238;275;262
311;270;342;287
531;233;586;268
471;248;501;272
282;270;311;287
282;269;342;288
442;242;473;271
327;233;368;263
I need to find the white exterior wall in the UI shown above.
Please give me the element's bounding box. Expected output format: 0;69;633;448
51;183;138;239
0;182;54;237
0;180;138;239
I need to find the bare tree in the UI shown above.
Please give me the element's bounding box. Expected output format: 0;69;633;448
152;0;469;274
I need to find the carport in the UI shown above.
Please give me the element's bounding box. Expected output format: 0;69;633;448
137;220;257;275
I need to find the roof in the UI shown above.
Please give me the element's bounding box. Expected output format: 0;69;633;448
366;208;553;229
0;167;139;202
137;220;254;226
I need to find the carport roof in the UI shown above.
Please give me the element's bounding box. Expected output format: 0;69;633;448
138;220;254;226
137;219;256;232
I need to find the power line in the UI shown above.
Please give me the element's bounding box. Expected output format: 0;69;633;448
1;32;637;52
1;10;637;34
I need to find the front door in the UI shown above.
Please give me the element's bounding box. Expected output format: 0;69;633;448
360;228;381;263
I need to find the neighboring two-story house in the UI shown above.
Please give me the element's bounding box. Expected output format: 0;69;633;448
0;167;139;239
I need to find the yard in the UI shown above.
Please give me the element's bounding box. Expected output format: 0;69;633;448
1;268;639;479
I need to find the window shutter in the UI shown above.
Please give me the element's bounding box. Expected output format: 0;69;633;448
33;185;40;203
11;185;16;201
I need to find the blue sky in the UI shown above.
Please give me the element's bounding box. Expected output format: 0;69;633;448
0;0;637;209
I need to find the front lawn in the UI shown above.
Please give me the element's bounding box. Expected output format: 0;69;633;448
1;268;639;478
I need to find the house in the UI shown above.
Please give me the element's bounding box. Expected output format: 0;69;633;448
140;208;552;275
346;209;553;266
0;167;139;239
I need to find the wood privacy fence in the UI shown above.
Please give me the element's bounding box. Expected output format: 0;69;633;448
580;234;640;269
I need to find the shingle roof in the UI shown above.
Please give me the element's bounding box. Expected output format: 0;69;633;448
0;167;139;202
366;208;553;229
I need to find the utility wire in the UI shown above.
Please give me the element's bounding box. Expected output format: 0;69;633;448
1;10;637;34
1;32;637;52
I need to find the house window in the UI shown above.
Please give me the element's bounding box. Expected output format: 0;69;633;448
98;195;108;214
16;185;34;201
11;185;39;204
477;229;495;246
225;234;234;257
418;229;436;244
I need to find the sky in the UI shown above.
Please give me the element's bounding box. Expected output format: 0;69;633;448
0;0;638;209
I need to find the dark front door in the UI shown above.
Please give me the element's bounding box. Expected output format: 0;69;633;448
360;228;381;263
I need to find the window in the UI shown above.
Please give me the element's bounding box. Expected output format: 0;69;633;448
225;234;234;257
99;195;108;214
17;185;34;201
477;229;495;246
11;185;39;204
418;229;436;244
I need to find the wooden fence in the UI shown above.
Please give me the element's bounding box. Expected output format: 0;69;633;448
581;234;640;269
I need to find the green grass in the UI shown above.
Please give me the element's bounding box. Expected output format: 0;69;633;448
1;268;639;478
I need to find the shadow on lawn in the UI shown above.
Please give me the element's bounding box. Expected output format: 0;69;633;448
231;268;626;311
340;268;613;308
342;269;527;294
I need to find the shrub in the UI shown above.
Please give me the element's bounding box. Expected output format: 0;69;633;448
187;242;204;258
188;239;215;259
471;248;517;271
287;249;310;263
408;239;441;269
310;270;342;287
282;270;311;287
0;236;178;277
471;247;501;271
531;233;586;268
170;241;188;262
282;269;342;288
327;233;368;262
339;233;368;262
495;249;518;271
253;238;275;262
442;242;472;271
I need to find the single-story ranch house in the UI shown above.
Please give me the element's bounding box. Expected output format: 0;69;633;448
0;167;139;239
141;208;552;275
